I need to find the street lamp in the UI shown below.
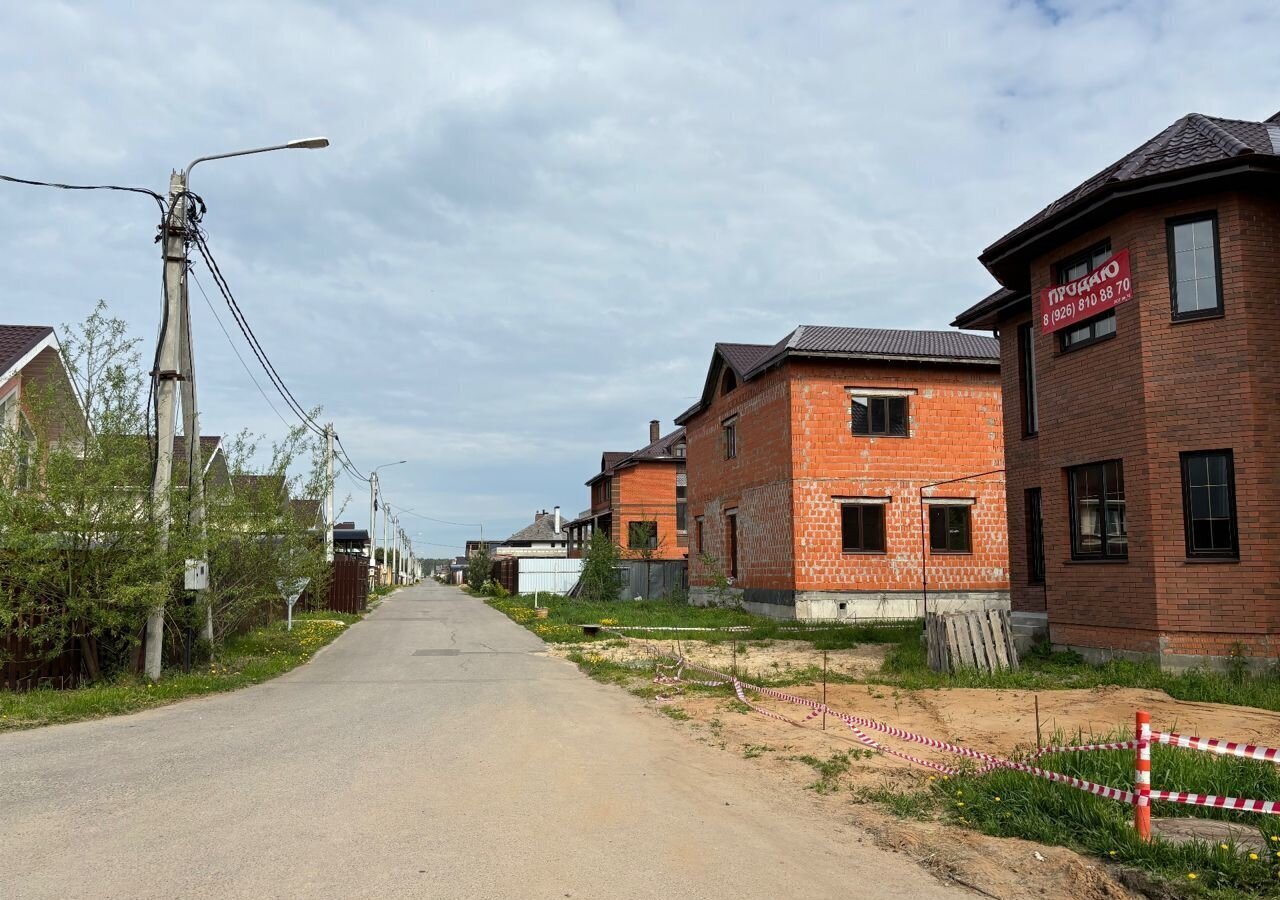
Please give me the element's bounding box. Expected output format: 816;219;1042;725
371;460;406;580
144;137;330;681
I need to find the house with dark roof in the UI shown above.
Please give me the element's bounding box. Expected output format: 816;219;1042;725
953;110;1280;671
0;325;86;485
676;325;1009;620
496;508;569;558
566;420;688;560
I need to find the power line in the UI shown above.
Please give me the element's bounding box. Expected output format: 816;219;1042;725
0;173;165;212
190;227;325;438
190;269;294;430
396;509;482;528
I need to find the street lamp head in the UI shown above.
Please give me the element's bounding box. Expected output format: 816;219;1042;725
287;137;330;150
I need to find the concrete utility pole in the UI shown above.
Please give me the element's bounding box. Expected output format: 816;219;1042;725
369;472;378;579
324;423;334;563
177;266;211;644
392;519;401;584
382;503;390;586
145;171;189;680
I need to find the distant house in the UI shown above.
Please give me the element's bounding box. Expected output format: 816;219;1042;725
0;325;86;482
495;508;569;558
465;539;496;558
567;420;688;561
332;521;371;560
677;326;1009;620
172;435;230;492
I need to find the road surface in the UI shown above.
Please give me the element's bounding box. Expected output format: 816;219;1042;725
1;581;959;899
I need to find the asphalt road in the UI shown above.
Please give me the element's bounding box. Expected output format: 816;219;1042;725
1;581;959;899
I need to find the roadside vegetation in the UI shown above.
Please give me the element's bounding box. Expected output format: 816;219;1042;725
0;610;359;732
478;585;1280;896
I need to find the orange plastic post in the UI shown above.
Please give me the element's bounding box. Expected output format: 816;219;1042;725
1135;709;1152;841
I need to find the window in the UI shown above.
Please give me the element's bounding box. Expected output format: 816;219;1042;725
1168;215;1222;320
851;395;908;437
928;504;972;553
695;516;704;553
723;417;737;459
628;521;658;550
725;511;739;578
1017;322;1038;436
1068;460;1127;559
1180;450;1238;558
1058;242;1116;351
840;502;886;553
675;467;688;533
721;369;737;395
673;441;686;458
1025;488;1045;583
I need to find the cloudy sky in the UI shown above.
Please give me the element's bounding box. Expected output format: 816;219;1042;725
1;1;1277;556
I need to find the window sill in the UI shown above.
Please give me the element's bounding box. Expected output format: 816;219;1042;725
1171;310;1224;325
930;551;973;556
853;433;911;439
1022;432;1039;441
1057;331;1117;356
842;550;887;556
1063;557;1128;565
1180;556;1239;564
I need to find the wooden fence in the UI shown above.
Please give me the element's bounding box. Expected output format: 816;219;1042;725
302;556;369;615
2;612;84;692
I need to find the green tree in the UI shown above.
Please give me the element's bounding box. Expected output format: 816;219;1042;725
579;529;622;602
465;547;492;588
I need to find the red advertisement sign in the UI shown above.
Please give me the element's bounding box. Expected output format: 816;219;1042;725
1040;249;1132;334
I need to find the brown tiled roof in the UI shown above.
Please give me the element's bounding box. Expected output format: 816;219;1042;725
745;325;998;376
504;510;567;543
951;287;1029;331
172;435;222;458
587;431;685;486
0;325;55;375
716;342;773;377
984;112;1280;266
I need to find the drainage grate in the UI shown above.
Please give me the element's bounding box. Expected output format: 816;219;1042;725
412;649;461;656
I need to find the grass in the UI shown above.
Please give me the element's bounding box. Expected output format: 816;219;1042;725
0;611;360;732
877;633;1280;714
931;733;1280;897
483;591;918;649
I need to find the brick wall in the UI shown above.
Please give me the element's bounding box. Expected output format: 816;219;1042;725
788;359;1007;594
610;462;687;561
998;188;1280;662
687;354;1010;610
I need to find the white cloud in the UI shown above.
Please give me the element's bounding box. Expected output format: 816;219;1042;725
1;0;1277;548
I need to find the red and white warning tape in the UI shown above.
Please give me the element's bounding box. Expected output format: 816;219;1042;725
617;629;1279;815
1152;730;1280;763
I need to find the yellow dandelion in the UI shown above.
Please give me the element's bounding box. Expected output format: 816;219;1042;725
993;796;1001;802
1187;873;1198;881
1220;843;1230;850
956;801;965;807
1108;851;1117;857
1249;853;1259;861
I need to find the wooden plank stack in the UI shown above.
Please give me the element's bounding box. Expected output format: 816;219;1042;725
925;609;1019;674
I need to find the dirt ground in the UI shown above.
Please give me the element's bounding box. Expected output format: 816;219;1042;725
554;637;1280;899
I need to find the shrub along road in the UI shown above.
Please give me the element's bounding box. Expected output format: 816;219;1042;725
0;580;956;899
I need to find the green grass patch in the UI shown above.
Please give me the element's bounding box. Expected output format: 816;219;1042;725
0;611;359;732
875;631;1280;714
929;731;1280;897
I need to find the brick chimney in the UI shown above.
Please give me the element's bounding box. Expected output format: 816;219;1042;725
649;419;660;443
554;505;561;533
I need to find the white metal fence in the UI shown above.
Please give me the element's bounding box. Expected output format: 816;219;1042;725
517;558;584;595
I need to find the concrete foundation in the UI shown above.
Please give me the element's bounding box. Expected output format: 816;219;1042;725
690;587;1009;622
1056;641;1279;675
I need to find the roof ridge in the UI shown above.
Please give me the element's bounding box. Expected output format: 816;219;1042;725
1112;117;1186;181
787;325;805;349
1186;112;1253;157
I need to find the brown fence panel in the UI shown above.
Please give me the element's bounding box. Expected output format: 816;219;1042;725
2;612;83;692
325;556;369;614
491;557;518;595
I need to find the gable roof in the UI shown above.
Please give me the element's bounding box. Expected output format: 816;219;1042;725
677;326;997;424
0;326;55;380
982;112;1280;282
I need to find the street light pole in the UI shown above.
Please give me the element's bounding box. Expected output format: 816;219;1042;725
370;460;406;585
144;137;329;680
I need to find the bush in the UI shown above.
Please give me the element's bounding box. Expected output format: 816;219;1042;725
578;531;622;602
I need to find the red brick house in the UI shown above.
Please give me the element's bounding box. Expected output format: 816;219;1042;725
676;327;1008;619
953;111;1280;671
567;421;688;561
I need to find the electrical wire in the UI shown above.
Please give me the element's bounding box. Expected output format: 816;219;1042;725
396;509;481;528
190;269;294;430
0;173;165;212
190;226;325;438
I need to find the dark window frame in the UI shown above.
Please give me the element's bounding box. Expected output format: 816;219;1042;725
627;520;659;550
840;502;887;554
725;510;739;579
1067;459;1128;560
1167;212;1224;322
675;467;688;534
1056;240;1116;353
722;417;737;459
1017;322;1038;436
851;394;910;438
694;516;704;554
1025;488;1045;584
1179;449;1239;559
928;504;972;554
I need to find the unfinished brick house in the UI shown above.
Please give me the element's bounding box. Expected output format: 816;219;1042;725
567;421;688;561
953;111;1280;671
676;327;1008;619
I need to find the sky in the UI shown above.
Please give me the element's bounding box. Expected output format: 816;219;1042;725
1;0;1278;557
